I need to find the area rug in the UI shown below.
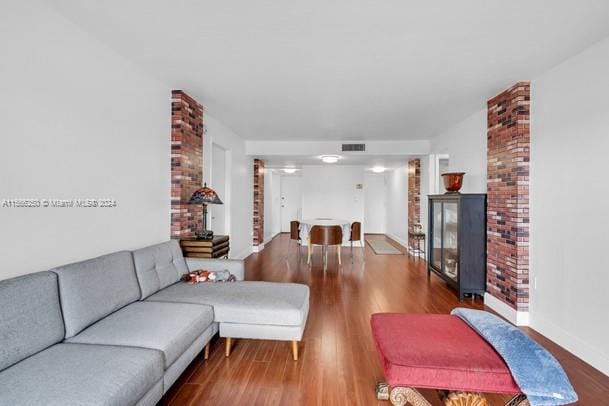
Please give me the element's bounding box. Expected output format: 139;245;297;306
365;236;403;255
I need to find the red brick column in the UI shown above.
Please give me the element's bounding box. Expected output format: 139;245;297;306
408;159;421;250
170;90;204;239
486;82;530;312
253;159;264;247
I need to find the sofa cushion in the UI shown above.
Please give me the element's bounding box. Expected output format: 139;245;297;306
52;250;141;338
147;281;310;327
133;240;189;299
66;301;213;368
0;272;64;371
0;343;163;406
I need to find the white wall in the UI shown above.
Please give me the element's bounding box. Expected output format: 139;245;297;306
301;166;364;235
529;36;609;375
385;165;409;247
429;109;488;194
203;115;253;259
414;109;488;252
364;173;386;234
0;1;170;280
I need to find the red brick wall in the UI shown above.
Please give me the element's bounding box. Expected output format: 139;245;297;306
486;82;530;311
170;90;204;239
408;159;421;249
253;159;264;246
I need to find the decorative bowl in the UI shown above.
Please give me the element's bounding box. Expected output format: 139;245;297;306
442;172;465;193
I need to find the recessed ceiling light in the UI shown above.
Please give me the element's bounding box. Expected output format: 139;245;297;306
282;168;297;174
320;155;341;164
372;166;386;173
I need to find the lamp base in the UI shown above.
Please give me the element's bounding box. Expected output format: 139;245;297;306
196;230;214;241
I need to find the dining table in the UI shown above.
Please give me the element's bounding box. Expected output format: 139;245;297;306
299;218;351;245
299;218;351;269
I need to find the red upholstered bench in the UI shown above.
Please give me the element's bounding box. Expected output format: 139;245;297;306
371;313;528;406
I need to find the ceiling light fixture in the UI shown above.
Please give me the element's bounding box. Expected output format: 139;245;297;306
372;166;386;173
320;155;341;164
282;168;297;174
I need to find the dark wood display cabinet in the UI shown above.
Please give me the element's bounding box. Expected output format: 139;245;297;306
427;193;486;301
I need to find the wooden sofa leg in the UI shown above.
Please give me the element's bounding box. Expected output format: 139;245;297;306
291;340;298;361
204;342;210;360
389;386;431;406
225;337;232;357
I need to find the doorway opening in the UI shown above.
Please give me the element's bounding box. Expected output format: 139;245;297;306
280;174;302;233
435;154;450;194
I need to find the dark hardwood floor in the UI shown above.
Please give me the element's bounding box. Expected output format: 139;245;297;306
160;234;609;405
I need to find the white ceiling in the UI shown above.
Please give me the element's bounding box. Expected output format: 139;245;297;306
43;0;609;141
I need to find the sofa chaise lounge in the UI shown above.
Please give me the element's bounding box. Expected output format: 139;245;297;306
0;240;309;406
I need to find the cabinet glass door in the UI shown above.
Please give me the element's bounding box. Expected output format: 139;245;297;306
431;201;443;270
442;202;458;281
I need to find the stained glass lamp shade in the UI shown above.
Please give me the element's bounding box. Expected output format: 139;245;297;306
189;183;223;238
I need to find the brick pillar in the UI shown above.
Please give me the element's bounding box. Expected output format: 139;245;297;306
407;159;421;250
253;159;265;247
170;90;204;239
486;82;530;312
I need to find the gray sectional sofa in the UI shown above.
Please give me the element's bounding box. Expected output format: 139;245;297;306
0;240;309;406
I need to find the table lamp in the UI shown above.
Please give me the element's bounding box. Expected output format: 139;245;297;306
189;183;223;240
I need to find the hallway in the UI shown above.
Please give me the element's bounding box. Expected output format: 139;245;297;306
162;234;609;405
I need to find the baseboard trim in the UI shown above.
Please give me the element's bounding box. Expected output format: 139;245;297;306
484;293;529;326
263;232;280;246
233;246;253;260
252;243;265;253
385;233;408;250
530;314;609;376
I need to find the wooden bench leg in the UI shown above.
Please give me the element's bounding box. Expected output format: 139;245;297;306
380;385;524;406
389;386;431;406
376;382;389;400
506;394;530;406
439;391;488;406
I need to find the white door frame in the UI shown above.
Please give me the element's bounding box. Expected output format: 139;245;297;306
210;141;231;235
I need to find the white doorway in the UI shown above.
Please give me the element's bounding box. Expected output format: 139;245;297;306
364;173;386;233
271;173;281;236
280;175;302;232
211;143;227;235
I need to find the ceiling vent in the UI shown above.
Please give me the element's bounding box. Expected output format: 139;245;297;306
341;143;366;152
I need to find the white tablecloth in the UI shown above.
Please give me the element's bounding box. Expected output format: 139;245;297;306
299;219;351;244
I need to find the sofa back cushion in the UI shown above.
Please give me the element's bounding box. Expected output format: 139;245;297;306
52;251;140;338
132;240;189;299
0;272;65;371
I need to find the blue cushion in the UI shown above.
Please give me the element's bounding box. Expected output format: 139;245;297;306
0;272;64;371
52;250;140;338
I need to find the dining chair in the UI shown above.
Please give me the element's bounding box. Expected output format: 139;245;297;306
308;225;343;270
350;221;364;253
290;220;301;245
288;220;302;260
